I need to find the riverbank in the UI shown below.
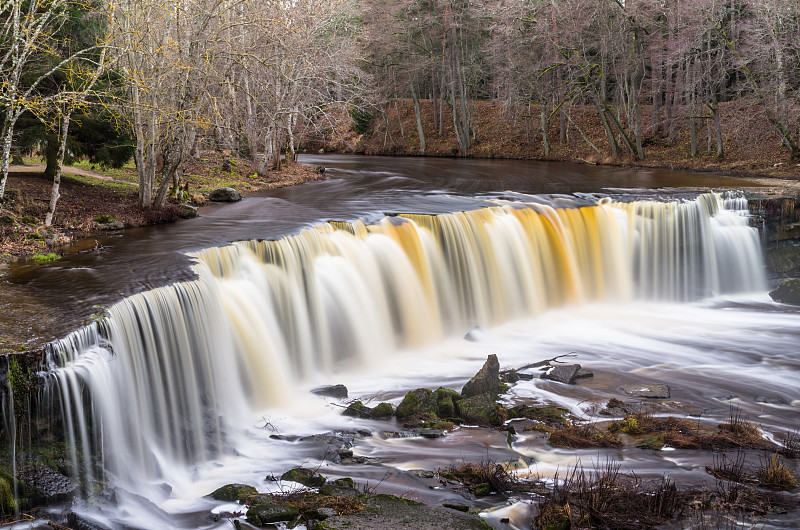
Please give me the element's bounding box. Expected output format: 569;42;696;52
0;156;324;353
316;99;800;182
0;155;324;266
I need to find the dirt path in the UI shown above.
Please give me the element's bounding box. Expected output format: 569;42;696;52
9;164;125;182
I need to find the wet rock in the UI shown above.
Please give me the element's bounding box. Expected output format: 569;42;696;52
332;477;355;488
755;395;788;405
316;493;491;530
319;484;362;499
16;463;77;504
210;483;259;502
412;470;436;479
280;467;326;488
463;326;486;342
371;402;394;418
621;384;670;399
209;187;242;202
314;165;326;174
342;400;373;419
574;367;594;379
396;388;438;420
456;393;501;426
435;387;462;417
769;278;800;305
178;204;198;219
64;511;115;530
246;503;300;525
461;354;500;398
306;506;338;520
311;384;348;399
543;364;581;384
501;369;521;383
442;502;470;512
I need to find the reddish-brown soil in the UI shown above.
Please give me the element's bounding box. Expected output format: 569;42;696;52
323;98;800;181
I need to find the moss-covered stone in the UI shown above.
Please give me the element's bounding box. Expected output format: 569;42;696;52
455;393;501;426
435;387;461;418
246;503;300;525
331;477;355;489
281;468;326;488
769;278;800;305
395;388;438;420
342;400;373;419
210;483;259;502
371;402;394;418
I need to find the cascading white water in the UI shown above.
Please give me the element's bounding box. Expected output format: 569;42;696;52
42;192;765;493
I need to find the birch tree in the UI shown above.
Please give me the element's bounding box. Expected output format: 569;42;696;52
0;0;101;208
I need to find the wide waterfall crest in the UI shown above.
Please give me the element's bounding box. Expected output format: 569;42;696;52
43;191;765;491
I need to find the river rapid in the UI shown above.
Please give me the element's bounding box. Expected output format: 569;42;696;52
5;155;800;529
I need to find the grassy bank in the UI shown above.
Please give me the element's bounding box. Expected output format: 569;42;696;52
0;154;323;267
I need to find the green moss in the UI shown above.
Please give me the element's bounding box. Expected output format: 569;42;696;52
29;252;59;264
211;483;259;502
0;477;16;516
93;215;116;224
371;402;394;418
637;434;665;450
468;483;492;497
609;415;644;435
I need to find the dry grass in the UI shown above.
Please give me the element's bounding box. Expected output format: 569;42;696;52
534;461;685;530
780;429;800;459
756;453;799;491
439;460;536;497
548;422;622;449
268;490;363;516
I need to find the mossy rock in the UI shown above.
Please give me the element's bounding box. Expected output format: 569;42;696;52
455;393;501;426
210;483;259;502
468;483;493;497
319;484;362;499
0;477;16;516
371;402;394;418
342;400;373;419
395;388;438;420
769;278;800;305
281;467;326;488
93;215;116;224
331;477;355;489
435;388;461;418
246;503;300;525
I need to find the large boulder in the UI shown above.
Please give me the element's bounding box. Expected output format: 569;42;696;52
395;388;439;420
543;364;581;384
280;467;326;488
210;483;259;502
461;354;500;398
311;384;348;399
246;503;300;526
455;393;502;426
209;187;242;202
769;278;800;305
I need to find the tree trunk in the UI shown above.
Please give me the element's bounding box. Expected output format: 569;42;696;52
540;106;550;156
709;101;723;158
45;112;72;226
44;134;59;179
411;85;426;154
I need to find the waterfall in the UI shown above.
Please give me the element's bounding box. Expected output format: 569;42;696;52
41;192;765;492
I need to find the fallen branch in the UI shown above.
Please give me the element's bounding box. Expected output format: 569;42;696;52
503;353;578;374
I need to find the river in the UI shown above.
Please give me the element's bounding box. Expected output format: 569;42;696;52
4;155;800;529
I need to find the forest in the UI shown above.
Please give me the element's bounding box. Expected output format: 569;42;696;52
0;0;799;221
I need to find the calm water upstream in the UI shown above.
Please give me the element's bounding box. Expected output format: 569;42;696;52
4;156;799;529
